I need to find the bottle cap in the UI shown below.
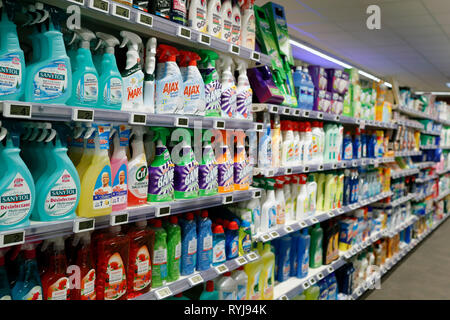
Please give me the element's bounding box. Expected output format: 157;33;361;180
228;221;239;230
170;216;178;224
185;212;194;220
312;121;319;127
153;219;162;228
178;50;201;67
224;272;232;276
157;44;179;63
206;280;215;292
201;210;209;218
213;225;225;234
304;122;311;132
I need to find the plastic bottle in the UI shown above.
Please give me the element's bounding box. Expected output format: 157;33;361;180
41;237;69;300
0;7;25;100
127;127;148;207
276;236;291;282
207;0;223;38
199;280;219;300
343;131;353;160
239;220;252;255
120;31;144;111
149;0;170;19
318;279;328;300
303;122;313;164
271;115;281;168
164;216;181;283
232;266;248;300
309;224;323;269
151;219;168;288
95;32;123;110
148;127;174;202
297;228;310;278
197;210;213;271
259;242;275;300
241;0;255;49
281;120;294;166
306;175;317;216
274;176;286;225
219;55;237;118
189;0;208;32
143;37;157;113
110;126;129;212
225;221;239;260
71;232;96;300
323;174;337;212
261;178;276;231
199;130;218;197
217;272;237;300
292;122;300;165
197;49;222;117
231;0;241;45
311;121;321;163
326;273;338;300
295;174;308;221
173;128;199;199
353;128;361;159
178;50;206;115
180;212;197;275
212;224;226;266
10;244;42;300
291;174;300;217
217;130;234;193
282;175;294;222
221;0;233;42
234;131;250;191
304;284;320;300
170;0;187;25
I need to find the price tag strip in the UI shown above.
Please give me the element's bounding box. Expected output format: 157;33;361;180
261;233;272;242
327;266;334;273
188;274;204;286
129;113;147;125
251;51;260;62
284;226;294;233
73;218;95;233
229;44;240;55
299;221;308;228
2;102;32;119
175;117;189;127
177;26;192;40
112;3;130;20
0;230;25;248
137;12;153;27
72;108;94;122
213;120;225;130
253;190;261;199
110;211;129;226
316;273;324;280
199;33;211;46
308;278;317;285
222;194;233;205
269;231;280;239
215;264;229;275
235;256;247;266
302;282;310;290
282;108;291;115
155;287;173;300
89;0;109;13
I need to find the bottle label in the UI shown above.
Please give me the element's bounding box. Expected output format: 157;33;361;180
264;264;273;297
153;248;168;265
237;284;246;300
221;85;237;118
269;206;277;228
45;170;78;216
218;161;234;193
76;73;98;103
344;143;353;160
242;234;252;253
133;245;151;291
174;160;199;194
222;8;232;41
128;160;149;204
172;0;187;17
105;252;127;300
104;77;123;105
234;158;251;190
155;76;182;114
236;89;252;119
175;243;181;260
188;238;197;255
231;14;241;45
98;125;111;150
230;237;238;257
32;60;68;100
93;165;112;210
23;286;42;300
211;12;222;37
213;239;226;263
183;82;205;115
148;150;174;200
112;164;128;206
0;53;22;96
221;291;235;300
314;241;322;265
204;80;222;116
276;203;285;225
199;163;218;192
48;277;69;300
189;5;207;32
122;66;144;106
81;269;96;300
0;173;32;226
250;269;261;300
203;235;213;251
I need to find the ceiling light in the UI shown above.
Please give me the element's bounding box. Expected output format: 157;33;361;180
384;82;392;88
415;91;450;96
358;70;380;82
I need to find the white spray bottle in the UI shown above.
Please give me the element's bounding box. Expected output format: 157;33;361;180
218;55;237;118
144;37;157;113
235;58;252;119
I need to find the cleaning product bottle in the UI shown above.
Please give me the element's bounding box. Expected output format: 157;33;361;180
234;131;250;191
292;122;300;165
353;128;361;159
207;0;223;38
10;243;42;300
68;28;98;107
297;228;310;278
235;58;252;119
0;130;35;230
24;18;71;103
166;216;181;282
170;0;187;25
173;128;199;199
258;124;272;168
74;125;96;190
239;220;252;255
199;280;219;300
309;224;323;269
274;176;285;226
221;0;233;42
276;236;291;282
198;49;221;117
289;232;299;278
189;0;208;32
318;279;328;300
259;242;275;300
343;131;353;160
180;212;197;275
231;0;241;45
232;266;248;300
240;0;255;49
283;175;293;222
323;173;336;212
217;272;237;300
95;226;129;300
303;122;313;164
0;5;26;100
271;115;281;168
41;237;69;300
179;50;206;115
95;32;123;110
197;210;213;271
217;130;234;193
143;37;157;113
199;130;218;197
70;232;96;300
110;126;129;212
295;174;308;221
155;44;183;114
261;178;277;231
148;127;174;202
316;173;326;212
212;224;226;266
120;31;144;111
149;0;171;19
77;124;112;217
127;221;153;298
244;247;262;300
128;127;148;207
225;221;239;260
281;120;294;166
304;284;320;300
306;175;317;216
219;55;237;118
151;219;168;288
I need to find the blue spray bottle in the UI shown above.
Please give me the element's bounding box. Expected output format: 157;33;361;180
11;243;43;300
197;210;213;271
180;212;197;275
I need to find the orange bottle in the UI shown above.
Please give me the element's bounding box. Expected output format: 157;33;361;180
70;233;96;300
41;237;70;300
217;130;234;193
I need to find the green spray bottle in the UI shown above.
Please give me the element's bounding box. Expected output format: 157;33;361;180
199;129;218;197
151;219;168;288
197;49;221;117
147;127;174;202
309;223;323;269
165;215;181;282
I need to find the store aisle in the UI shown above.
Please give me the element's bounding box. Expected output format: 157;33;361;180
365;218;450;300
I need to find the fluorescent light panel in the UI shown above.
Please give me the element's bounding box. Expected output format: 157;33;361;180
415;91;450;96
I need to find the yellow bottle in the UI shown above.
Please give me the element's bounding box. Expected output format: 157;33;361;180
244;248;263;300
258;242;275;300
77;124;113;217
75;131;96;185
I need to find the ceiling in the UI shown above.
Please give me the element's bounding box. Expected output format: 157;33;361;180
255;0;450;92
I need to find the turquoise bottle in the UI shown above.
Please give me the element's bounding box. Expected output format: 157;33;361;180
0;7;26;100
32;126;80;221
0;132;35;231
95;32;123;110
23;20;71;103
11;244;43;300
67;28;99;107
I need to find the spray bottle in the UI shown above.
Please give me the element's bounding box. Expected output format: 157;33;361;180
111;125;130;211
217;130;234;193
178;50;206;115
199;129;218;197
173;128;199;199
234;130;250;191
128;126;148;207
120;31;144;111
219;55;237;118
40;237;69;300
143;37;157;113
198;49;221;117
235;58;253;119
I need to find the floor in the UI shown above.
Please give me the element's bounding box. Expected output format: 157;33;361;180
364;218;450;300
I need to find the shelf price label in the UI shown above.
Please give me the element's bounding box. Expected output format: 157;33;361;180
285;168;293;175
155;205;171;218
215;264;229;275
110;211;129;226
178;26;192;40
89;0;109;13
188;274;204;286
280;295;289;300
247;252;258;261
251;51;260;62
302;110;310;118
213;120;225;130
255;123;264;132
199;33;211;46
327;211;335;218
282;107;291;115
303;166;309;173
112;3;130;19
317;273;324;280
137;12;153;27
229;44;240;55
318;165;324;171
266;169;274;177
308;278;316;285
269;231;280;239
175;117;189;127
269;105;279;113
129;113;147;125
299;221;307;228
284;226;294;233
302;282;310;290
235;256;247;266
222;194;233;204
293;109;301;116
72;108;94;122
327;266;334;273
337;208;345;214
317;112;323;119
2;103;32;119
310;217;319;224
252;190;261;199
155;287;173;300
73;218;95;233
261;234;272;242
0;230;25;248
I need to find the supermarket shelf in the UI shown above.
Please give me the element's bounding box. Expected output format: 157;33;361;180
40;0;270;66
397;105;438;122
0;101;256;130
395;150;422;157
435;189;450;202
416;175;438;183
421;129;441;136
254;192;393;243
348;213;450;300
371;193;416;208
435;118;450;126
414;161;436;170
0;188;261;248
437;168;450;175
395;119;424;130
420;145;439;150
275;258;347;300
440;145;450;150
254;158;395;177
413;190;435;202
391;168;419;179
133;252;260;300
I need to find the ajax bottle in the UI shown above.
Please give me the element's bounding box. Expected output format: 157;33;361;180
11;243;43;300
309;223;323;269
198;49;221;117
261;178;277;231
166;216;181;282
189;0;208;32
41;237;69;300
128;127;149;207
110;126;130;212
178;50;206;115
225;221;239;260
198;129;218;197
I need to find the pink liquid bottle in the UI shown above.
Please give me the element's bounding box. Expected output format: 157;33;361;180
111;125;130;212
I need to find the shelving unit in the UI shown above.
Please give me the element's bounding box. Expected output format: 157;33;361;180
416;175;438;183
397;106;439;122
390;169;419;179
395;150;422;157
371;193;416;208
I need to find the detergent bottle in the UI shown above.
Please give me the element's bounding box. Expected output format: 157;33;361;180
128;126;148;207
189;0;208;32
225;221;239;260
155;44;183;114
127;220;154;298
41;237;69;300
70;232;96;300
207;0;222;38
217;272;237;300
11;243;42;300
148;127;174;202
0;126;35;231
235;59;253;119
33;124;80;221
143;37;157;113
309;223;323;269
261;178;277;231
221;0;233;42
173;128;199;199
170;0;187;25
0;3;26;100
259;242;275;300
77;124;112;218
212;224;226;266
110;125;130;212
151;219;168;288
232;266;248;300
231;0;241;45
198;49;221;117
67;28;98;106
74;125;96;186
244;247;262;300
95;32;123;110
217;130;234;193
199;129;218;197
283;175;294;222
178;50;206;115
166;216;181;282
234;130;250;191
197;210;213;271
297;228;310;278
120;31;144;111
240;0;255;49
219;55;237;118
67;124;85;166
24;17;71;103
180;212;197;275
